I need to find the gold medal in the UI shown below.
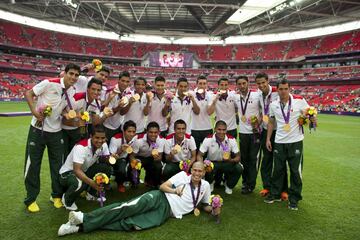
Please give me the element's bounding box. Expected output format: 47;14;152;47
126;146;133;154
262;115;269;124
68;109;76;119
133;94;140;101
283;123;291;132
103;107;112;115
120;96;128;105
223;152;230;160
194;208;200;217
241;115;247;123
173;144;182;153
151;149;159;157
108;156;116;165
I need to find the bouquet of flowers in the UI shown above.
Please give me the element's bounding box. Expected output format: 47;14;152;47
79;110;90;135
204;160;214;173
179;159;191;172
130;159;142;186
92;59;103;72
93;173;109;207
249;115;261;134
210;194;223;224
35;105;52;128
298;106;318;133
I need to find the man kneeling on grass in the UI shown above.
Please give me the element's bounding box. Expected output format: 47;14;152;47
59;125;112;211
58;162;219;236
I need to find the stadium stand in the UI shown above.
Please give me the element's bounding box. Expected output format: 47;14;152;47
0;20;359;112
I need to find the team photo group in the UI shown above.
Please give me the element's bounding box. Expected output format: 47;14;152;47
23;61;315;236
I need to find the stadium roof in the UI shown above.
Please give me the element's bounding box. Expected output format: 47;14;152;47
0;0;360;43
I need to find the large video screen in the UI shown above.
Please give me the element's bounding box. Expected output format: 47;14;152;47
149;51;193;68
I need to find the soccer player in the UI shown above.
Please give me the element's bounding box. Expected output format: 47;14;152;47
109;120;137;193
132;122;165;188
74;64;111;103
162;77;200;134
58;162;216;236
120;77;148;134
62;78;110;158
103;71;131;141
24;63;80;212
59;125;112;211
235;75;261;194
208;77;237;138
143;75;168;137
264;79;313;210
197;120;242;194
255;72;288;199
191;76;214;150
163;120;197;180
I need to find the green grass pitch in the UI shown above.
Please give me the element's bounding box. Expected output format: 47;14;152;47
0;102;359;240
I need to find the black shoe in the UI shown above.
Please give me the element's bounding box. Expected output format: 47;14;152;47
241;188;253;194
264;195;281;204
288;201;298;211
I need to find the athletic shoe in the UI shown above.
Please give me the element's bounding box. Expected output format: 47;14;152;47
259;189;270;197
281;192;289;201
288;201;298;211
264;195;281;204
58;222;79;236
224;183;233;195
241;188;253;194
118;183;126;193
27;202;40;213
50;196;64;208
69;211;84;225
62;195;78;211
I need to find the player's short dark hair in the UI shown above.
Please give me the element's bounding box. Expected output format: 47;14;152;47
255;72;268;81
155;75;165;83
87;77;103;89
215;120;227;129
91;124;106;135
97;66;111;74
196;75;207;84
235;75;248;83
123;120;136;132
174;119;186;130
218;77;228;85
119;71;130;79
276;79;290;88
65;63;81;73
177;77;188;86
135;76;146;85
147;121;160;131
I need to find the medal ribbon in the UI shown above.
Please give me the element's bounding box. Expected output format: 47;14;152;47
263;92;271;115
190;180;201;210
280;97;292;124
240;91;251;117
195;91;206;101
63;89;73;110
215;135;229;152
147;135;158;149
